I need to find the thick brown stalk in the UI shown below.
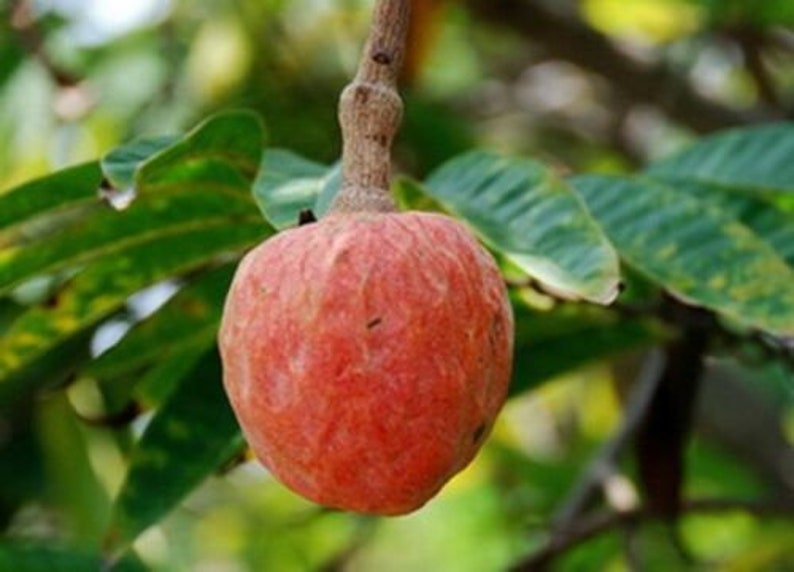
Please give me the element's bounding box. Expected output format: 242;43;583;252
330;0;410;214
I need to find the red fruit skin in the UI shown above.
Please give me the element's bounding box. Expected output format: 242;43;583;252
219;211;514;515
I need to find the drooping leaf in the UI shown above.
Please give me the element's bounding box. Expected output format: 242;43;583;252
646;122;794;197
0;163;103;234
0;189;256;294
0;220;266;406
424;152;621;304
101;135;179;189
107;348;243;549
253;149;340;228
571;175;794;336
509;302;668;397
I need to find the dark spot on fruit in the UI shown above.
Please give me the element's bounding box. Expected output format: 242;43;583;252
367;317;383;329
488;314;502;351
472;422;486;444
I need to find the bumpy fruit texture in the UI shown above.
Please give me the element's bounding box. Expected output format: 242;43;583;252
219;211;513;515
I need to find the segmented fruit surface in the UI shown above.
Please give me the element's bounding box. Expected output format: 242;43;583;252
219;211;513;514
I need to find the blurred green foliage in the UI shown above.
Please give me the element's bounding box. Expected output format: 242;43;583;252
2;1;794;570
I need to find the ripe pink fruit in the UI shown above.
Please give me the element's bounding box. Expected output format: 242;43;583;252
219;211;513;515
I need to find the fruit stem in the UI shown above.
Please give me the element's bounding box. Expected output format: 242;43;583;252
330;0;410;214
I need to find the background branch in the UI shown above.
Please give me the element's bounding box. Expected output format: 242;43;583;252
467;0;780;132
635;300;713;518
10;0;80;87
512;497;794;570
732;28;780;107
552;349;666;531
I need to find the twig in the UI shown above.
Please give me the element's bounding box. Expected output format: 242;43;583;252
512;497;794;570
10;0;80;87
635;299;713;518
620;523;642;572
552;349;666;530
731;28;780;108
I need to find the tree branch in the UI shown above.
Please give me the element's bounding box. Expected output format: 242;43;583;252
512;497;794;570
10;0;80;87
635;300;713;518
466;0;779;133
552;349;666;531
731;28;780;107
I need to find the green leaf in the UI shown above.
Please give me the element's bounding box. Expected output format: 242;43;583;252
646;123;794;196
0;32;25;89
1;110;267;405
1;111;262;243
90;340;211;417
424;151;621;304
101;135;179;189
650;180;794;265
137;110;264;194
133;343;210;408
0;220;266;406
0;163;103;234
645;123;794;264
571;175;794;336
253;149;339;228
89;265;233;411
108;348;243;548
37;393;110;548
509;303;667;397
0;299;24;335
0;407;44;529
89;264;234;381
0;541;145;572
0;189;257;295
313;164;343;218
393;177;446;213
